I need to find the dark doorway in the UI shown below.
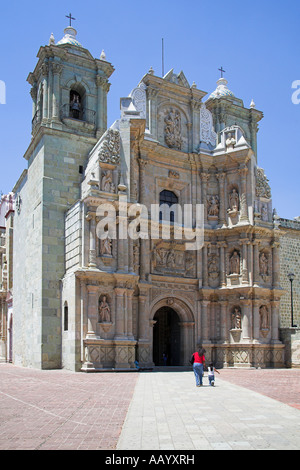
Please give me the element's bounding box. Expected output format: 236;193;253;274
153;307;181;366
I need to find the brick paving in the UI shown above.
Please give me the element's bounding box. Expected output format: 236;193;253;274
0;363;137;450
220;368;300;411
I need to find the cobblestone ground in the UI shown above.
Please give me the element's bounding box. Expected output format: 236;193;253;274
220;368;300;411
0;363;299;450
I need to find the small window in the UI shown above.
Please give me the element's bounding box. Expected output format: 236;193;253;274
159;190;179;223
64;302;69;331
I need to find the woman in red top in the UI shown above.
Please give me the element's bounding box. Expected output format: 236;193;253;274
191;348;206;387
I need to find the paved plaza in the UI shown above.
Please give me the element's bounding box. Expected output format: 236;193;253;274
0;363;299;450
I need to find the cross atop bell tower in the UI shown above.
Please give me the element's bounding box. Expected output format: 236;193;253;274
65;12;76;26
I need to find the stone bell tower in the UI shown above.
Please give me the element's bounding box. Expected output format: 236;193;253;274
12;24;114;369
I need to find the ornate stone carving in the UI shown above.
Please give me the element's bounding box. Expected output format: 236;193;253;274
98;295;111;322
199;104;217;146
229;250;240;275
208;254;219;280
231;307;242;330
169;170;180;179
259;252;269;276
100;237;112;257
228;188;239;213
225;132;236;150
259;305;270;336
164;108;182;150
130;82;147;119
101;170;115;193
98;129;120;165
256;167;271;199
207;195;219;217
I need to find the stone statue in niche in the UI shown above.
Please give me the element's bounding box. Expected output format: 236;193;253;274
229;188;239;212
100;236;112;256
185;252;196;277
225;132;236;150
229;250;240;275
208;254;219;279
259;252;269;276
259;305;270;330
207;195;219;217
164;108;182;150
98;295;111;322
101;170;115;193
231;307;242;330
166;249;176;268
261;204;268;222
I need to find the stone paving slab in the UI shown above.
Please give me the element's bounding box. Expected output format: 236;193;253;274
117;370;300;451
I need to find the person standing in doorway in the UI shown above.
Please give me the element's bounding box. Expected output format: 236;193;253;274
191;348;206;387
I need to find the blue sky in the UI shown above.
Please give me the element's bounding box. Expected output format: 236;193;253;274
0;0;299;219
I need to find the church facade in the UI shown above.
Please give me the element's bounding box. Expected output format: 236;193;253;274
10;26;299;371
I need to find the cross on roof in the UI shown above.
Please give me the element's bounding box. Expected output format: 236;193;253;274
218;66;226;78
66;12;76;27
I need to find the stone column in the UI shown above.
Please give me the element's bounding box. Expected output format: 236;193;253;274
41;62;49;121
216;172;226;226
86;212;97;268
253;240;260;286
138;158;148;282
253;300;261;342
86;285;99;339
220;300;229;343
241;239;249;284
271;240;280;288
180;322;195;365
126;289;134;340
202;242;209;287
52;63;62;121
200;172;209;225
96;75;110;138
80;280;87;360
201;300;210;343
271;300;280;343
196;300;202;346
114;288;126;339
147;87;159;138
138;290;148;340
238;167;249;222
218;242;227;287
241;299;252;341
30;86;37;120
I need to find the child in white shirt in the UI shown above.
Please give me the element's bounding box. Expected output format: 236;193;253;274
208;362;220;386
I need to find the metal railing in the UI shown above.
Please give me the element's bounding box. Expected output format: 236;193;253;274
60;104;96;126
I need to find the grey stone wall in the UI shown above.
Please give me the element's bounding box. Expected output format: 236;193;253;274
279;219;300;328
